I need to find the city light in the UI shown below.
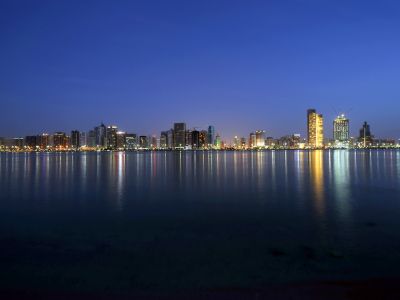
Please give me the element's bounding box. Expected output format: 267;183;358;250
0;109;399;152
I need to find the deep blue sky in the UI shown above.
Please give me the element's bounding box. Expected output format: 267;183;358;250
1;0;400;140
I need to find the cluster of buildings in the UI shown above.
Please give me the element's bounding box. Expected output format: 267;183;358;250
0;109;399;152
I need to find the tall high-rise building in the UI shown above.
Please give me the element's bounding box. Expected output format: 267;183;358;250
191;130;200;149
79;132;87;147
71;130;80;149
215;134;221;149
125;133;137;150
240;137;247;149
53;132;67;148
185;130;192;148
139;136;148;149
255;130;266;147
249;132;256;148
106;126;118;149
25;136;37;149
359;121;373;147
167;129;174;149
307;109;324;148
95;123;107;148
199;130;208;148
233;136;240;149
160;131;168;149
173;123;186;149
37;133;49;149
87;130;96;147
333;114;349;143
208;125;215;148
116;131;126;149
150;135;157;149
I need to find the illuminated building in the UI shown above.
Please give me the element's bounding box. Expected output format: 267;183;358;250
265;137;275;148
37;133;49;149
139;136;148;149
95;123;107;148
167;129;174;149
12;138;24;149
199;130;208;148
87;130;96;147
150;135;157;149
233;136;240;149
240;137;246;149
160;131;168;149
25;136;37;149
71;130;80;149
53;132;67;148
79;132;87;147
185;130;192;148
255;130;266;147
307;109;324;148
333;114;349;144
106;126;118;149
249;132;256;148
215;134;221;149
125;133;137;150
359;121;373;147
191;130;200;149
116;131;126;149
208;125;215;147
277;134;301;149
173;123;186;149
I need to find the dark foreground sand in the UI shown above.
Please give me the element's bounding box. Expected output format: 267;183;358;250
1;278;400;300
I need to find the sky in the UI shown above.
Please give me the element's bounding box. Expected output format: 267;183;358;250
1;0;400;141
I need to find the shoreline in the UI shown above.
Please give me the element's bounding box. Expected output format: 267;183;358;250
1;148;400;153
1;278;399;299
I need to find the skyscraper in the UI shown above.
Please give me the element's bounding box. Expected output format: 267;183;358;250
208;125;215;148
307;109;324;148
71;130;80;149
173;123;186;149
333;114;349;143
255;130;266;147
249;132;256;148
185;130;192;148
160;131;168;149
215;134;221;149
199;130;208;149
359;121;373;147
125;133;137;150
95;123;107;148
106;126;118;149
116;131;126;149
191;130;200;149
167;129;174;149
139;136;148;149
37;133;49;149
87;130;96;148
53;132;67;148
79;132;87;147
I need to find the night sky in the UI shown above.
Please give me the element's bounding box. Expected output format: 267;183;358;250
1;0;400;140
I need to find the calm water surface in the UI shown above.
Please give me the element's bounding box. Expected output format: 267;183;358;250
1;150;400;293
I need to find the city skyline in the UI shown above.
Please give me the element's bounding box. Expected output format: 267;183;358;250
1;109;399;150
1;1;400;139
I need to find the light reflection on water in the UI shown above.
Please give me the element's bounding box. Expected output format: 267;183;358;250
1;151;400;209
2;149;400;292
0;150;399;225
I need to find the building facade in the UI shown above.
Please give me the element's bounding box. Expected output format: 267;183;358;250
359;121;373;147
333;115;349;143
173;123;186;149
307;109;324;148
